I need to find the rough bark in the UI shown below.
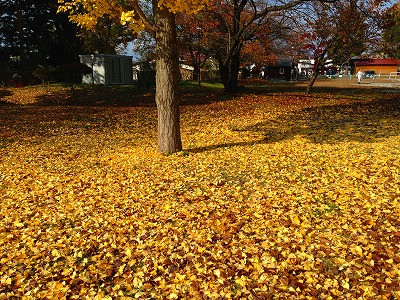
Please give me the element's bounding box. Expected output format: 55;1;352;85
153;2;182;153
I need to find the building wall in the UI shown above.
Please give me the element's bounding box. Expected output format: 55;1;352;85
104;57;121;85
80;55;132;85
93;56;106;84
80;55;106;85
121;58;133;84
267;66;292;81
355;65;399;75
80;55;96;84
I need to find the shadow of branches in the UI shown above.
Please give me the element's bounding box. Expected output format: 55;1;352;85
251;96;400;143
189;95;400;153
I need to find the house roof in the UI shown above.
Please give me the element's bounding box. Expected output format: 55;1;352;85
354;59;400;66
80;54;133;59
266;59;293;67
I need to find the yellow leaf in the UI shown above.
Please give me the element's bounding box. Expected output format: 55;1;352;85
235;276;247;287
354;246;363;257
118;264;125;274
254;212;263;218
14;221;24;228
342;280;350;289
175;273;186;281
55;281;64;290
52;249;60;257
291;215;300;226
125;248;132;258
213;269;221;278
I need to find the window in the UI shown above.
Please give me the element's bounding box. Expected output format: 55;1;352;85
279;68;285;75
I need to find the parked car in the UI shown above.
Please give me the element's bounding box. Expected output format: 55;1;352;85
325;69;337;78
364;70;376;78
326;69;336;76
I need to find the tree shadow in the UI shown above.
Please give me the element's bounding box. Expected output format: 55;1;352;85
188;95;400;153
30;83;229;107
238;81;400;97
33;85;150;107
0;89;12;105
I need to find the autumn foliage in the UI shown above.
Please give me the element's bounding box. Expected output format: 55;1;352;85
1;81;400;298
58;0;210;31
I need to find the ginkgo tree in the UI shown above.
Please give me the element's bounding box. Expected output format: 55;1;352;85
58;0;210;154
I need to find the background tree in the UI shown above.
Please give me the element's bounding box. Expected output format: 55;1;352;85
293;0;368;93
239;21;283;68
0;0;85;83
132;31;156;62
197;0;308;93
381;3;400;59
79;16;136;54
176;12;218;82
59;0;210;154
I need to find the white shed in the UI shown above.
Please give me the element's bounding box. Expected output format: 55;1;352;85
79;54;133;85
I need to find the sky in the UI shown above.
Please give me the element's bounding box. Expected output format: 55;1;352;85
117;42;140;61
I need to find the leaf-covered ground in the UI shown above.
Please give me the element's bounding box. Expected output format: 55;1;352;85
1;81;400;299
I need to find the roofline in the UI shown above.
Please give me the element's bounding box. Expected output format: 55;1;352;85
352;58;400;66
79;54;133;59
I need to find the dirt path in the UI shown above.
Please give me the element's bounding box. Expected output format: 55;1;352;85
313;78;400;90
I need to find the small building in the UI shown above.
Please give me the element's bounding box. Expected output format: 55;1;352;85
79;54;133;85
179;64;215;81
298;59;314;76
351;58;400;75
265;59;295;81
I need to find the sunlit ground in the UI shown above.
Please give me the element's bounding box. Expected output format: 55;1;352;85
1;79;399;299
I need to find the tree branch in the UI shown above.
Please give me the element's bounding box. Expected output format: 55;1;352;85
130;0;155;36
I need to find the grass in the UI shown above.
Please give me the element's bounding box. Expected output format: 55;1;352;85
0;79;399;299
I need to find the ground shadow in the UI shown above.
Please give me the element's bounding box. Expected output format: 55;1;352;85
238;80;400;97
33;85;149;107
0;89;12;105
2;81;400;147
188;95;400;153
30;83;229;107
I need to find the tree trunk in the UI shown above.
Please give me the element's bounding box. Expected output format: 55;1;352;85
193;63;200;81
229;47;241;91
307;52;326;94
219;50;241;94
153;3;182;153
218;3;243;94
218;60;230;92
306;73;319;94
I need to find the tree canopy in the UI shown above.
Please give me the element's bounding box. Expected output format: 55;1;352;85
0;0;85;82
58;0;211;33
292;0;368;92
381;3;400;59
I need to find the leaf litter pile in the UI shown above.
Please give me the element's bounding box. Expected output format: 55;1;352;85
1;85;399;299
